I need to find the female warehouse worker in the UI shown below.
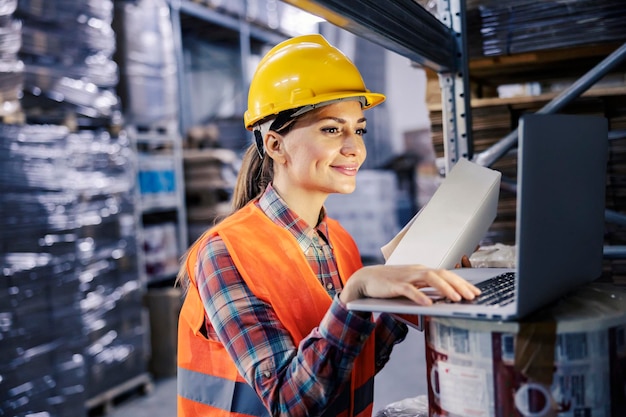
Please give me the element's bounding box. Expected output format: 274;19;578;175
176;34;480;417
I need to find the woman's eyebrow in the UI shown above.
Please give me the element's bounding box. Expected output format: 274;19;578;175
318;117;367;124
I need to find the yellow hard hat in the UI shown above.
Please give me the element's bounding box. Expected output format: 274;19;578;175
244;34;386;130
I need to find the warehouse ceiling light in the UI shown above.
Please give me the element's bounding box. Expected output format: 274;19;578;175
279;7;325;36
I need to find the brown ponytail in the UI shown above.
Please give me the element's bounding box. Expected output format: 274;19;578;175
230;143;274;213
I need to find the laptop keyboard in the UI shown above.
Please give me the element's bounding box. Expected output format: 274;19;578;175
460;271;516;306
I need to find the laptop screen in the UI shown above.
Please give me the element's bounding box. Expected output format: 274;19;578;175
514;113;608;317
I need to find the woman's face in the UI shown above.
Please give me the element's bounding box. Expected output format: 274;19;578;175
269;100;368;203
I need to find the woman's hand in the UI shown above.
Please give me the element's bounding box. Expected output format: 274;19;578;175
454;254;473;269
339;264;481;306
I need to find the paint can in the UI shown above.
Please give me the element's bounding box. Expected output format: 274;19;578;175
424;284;626;417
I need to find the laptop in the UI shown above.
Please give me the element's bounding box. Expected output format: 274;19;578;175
347;113;608;321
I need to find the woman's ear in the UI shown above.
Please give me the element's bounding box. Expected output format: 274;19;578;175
264;132;286;164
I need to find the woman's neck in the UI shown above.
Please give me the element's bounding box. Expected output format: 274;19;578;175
272;183;325;227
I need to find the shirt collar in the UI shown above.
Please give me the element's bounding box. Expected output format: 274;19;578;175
257;184;331;250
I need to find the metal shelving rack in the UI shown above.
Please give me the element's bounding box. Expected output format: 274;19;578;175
111;0;189;287
283;0;626;259
128;120;188;285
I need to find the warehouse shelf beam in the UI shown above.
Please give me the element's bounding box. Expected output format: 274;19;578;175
169;4;192;139
168;0;287;45
606;209;626;227
603;245;626;259
282;0;457;72
609;130;626;141
474;42;626;168
239;18;252;117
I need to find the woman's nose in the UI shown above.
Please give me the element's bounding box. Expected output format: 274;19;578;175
341;132;364;156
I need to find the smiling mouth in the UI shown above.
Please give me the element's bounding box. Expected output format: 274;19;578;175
332;165;359;175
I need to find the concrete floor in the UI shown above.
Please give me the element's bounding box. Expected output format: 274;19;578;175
107;377;177;417
108;327;429;417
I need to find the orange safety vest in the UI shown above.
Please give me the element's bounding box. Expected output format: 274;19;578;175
178;203;376;417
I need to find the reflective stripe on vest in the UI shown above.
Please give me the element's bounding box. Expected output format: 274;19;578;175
179;365;373;417
178;367;269;417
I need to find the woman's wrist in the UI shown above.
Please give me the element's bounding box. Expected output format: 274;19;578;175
338;276;364;305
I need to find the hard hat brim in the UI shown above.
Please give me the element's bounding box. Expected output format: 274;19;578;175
245;91;385;130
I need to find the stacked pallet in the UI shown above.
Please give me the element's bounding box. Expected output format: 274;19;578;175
465;0;626;58
183;147;240;244
0;2;153;416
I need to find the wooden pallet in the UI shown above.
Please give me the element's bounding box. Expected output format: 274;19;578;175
86;373;154;416
1;109;25;124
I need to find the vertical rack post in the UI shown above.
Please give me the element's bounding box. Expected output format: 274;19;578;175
436;0;472;173
169;0;192;137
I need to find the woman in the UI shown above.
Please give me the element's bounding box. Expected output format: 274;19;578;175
177;34;480;417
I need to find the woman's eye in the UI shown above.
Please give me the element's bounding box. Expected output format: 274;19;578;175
320;126;367;135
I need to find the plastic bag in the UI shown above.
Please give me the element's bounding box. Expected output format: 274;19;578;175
375;395;428;417
469;243;516;268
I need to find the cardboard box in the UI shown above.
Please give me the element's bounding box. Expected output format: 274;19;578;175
144;287;183;378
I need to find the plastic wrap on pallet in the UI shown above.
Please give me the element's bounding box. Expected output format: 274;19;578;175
80;278;143;345
425;283;626;417
0;0;17;16
0;7;22;118
0;125;79;252
84;311;148;399
119;0;178;125
22;45;118;87
1;254;73;344
123;63;178;126
66;129;136;196
0;125;137;246
0;126;69;254
0;337;88;416
22;61;119;117
0;60;23;114
0;252;87;417
0;121;144;415
0;18;20;58
121;0;175;68
21;20;116;62
16;0;119;119
16;0;113;25
20;55;118;91
469;0;626;57
0;124;70;190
